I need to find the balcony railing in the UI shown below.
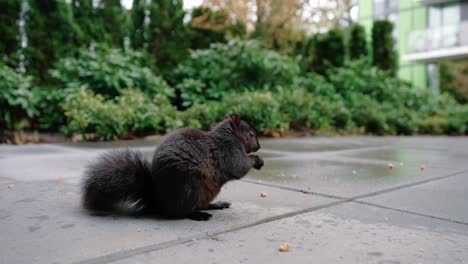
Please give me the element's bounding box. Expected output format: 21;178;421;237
424;0;459;4
407;21;468;54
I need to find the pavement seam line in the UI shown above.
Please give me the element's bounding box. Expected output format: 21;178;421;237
348;168;468;201
241;179;347;200
241;169;468;226
255;145;393;160
244;168;468;203
353;200;468;226
74;199;350;264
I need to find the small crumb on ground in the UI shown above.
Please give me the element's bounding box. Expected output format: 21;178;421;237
279;243;292;252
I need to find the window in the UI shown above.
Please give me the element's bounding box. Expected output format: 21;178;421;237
428;2;462;49
428;2;461;28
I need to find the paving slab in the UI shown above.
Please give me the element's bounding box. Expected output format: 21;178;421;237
0;151;96;182
0;144;80;158
259;137;387;153
260;137;468;154
0;178;335;264
340;146;468;169
360;172;468;224
59;137;162;150
247;157;460;198
381;137;468;152
112;202;468;264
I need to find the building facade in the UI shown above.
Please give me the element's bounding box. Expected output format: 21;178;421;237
359;0;468;92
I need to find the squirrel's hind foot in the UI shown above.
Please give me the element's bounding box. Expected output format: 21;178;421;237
188;211;213;221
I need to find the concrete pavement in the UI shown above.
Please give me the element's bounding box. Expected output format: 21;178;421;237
1;137;468;263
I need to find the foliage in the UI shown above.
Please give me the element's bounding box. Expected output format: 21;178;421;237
419;102;468;135
50;45;173;98
178;91;288;132
202;0;354;51
2;8;467;140
372;20;397;76
131;0;188;72
278;88;352;131
0;0;21;68
439;60;468;103
33;86;72;130
292;73;338;97
349;23;368;60
188;7;229;50
326;60;467;135
177;103;223;129
130;0;147;49
174;40;300;107
219;91;288;132
25;0;83;82
0;64;37;129
71;0;106;45
309;28;345;74
62;88;179;140
98;0;126;47
229;19;247;37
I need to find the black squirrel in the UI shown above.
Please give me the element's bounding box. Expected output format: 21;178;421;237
82;114;264;221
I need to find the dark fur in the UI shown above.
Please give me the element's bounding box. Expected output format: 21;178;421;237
82;114;263;221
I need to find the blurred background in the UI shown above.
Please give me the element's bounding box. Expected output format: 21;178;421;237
1;0;467;144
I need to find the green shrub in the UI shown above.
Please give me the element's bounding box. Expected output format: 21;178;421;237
173;39;300;107
372;20;397;76
292;73;337;97
310;28;345;74
277;88;316;128
50;45;173;98
62;88;179;140
188;7;228;50
327;61;436;134
33;85;72;130
349;23;368;60
177;103;225;129
347;94;389;135
385;107;420;135
439;60;468;104
62;88;123;139
328;60;429;107
130;0;188;73
447;105;468;134
278;88;352;131
420;99;468;134
0;64;37;129
219;91;288;132
168;90;290;132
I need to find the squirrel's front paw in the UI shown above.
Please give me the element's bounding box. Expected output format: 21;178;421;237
253;156;264;170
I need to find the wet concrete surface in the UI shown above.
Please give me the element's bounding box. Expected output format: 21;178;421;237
113;203;468;264
1;136;468;263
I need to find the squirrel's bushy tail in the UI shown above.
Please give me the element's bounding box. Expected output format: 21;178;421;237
82;149;153;212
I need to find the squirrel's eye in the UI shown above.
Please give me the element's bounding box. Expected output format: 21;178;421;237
249;131;255;137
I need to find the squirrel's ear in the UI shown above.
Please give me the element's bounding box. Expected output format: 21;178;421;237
232;114;240;127
224;114;230;120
